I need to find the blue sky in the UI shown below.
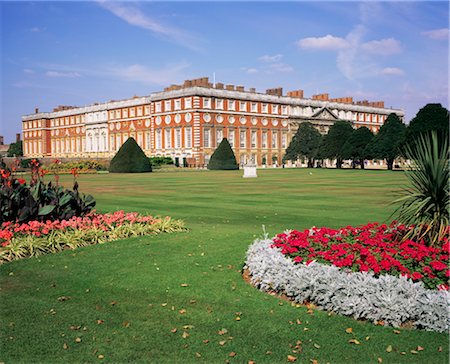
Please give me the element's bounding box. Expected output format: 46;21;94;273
1;1;448;143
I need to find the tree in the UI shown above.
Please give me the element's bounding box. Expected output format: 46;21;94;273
207;138;238;170
407;103;449;141
7;141;23;157
283;122;321;167
322;120;354;168
109;137;152;173
392;131;448;246
341;127;374;169
368;113;406;170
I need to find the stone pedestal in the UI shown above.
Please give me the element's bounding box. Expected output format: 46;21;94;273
243;164;257;178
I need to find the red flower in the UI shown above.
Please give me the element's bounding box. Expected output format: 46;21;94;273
430;260;448;271
411;272;423;280
17;178;26;185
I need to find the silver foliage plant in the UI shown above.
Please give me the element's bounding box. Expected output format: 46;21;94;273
245;239;449;333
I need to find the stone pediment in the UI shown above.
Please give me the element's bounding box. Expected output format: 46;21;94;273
311;107;338;120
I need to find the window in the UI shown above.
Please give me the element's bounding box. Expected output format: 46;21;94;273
282;105;288;115
216;129;223;144
137;132;143;147
145;106;150;115
282;133;287;148
262;131;268;148
228;129;235;148
228;100;235;111
155;102;162;113
251;103;257;112
123;109;129;118
155;129;162;149
240;101;247;112
175;99;181;111
251;130;257;148
145;132;151;149
240;130;246;148
110;136;115;151
262;104;268;113
165;129;171;148
115;110;121;119
272;131;278;148
185;127;192;148
185;97;192;109
203;128;211;147
272;105;279;114
164;100;171;112
137;107;143;116
116;135;121;150
216;99;224;110
175;128;181;148
203;98;211;109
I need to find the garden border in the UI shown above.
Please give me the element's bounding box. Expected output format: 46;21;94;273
244;239;449;333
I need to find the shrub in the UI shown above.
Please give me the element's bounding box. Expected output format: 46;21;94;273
0;159;95;224
393;131;449;246
47;160;107;172
207;138;238;170
149;156;174;167
109;138;152;173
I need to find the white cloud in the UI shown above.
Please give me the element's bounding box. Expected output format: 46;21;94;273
297;34;350;50
380;67;405;76
97;1;202;51
361;38;402;55
258;54;283;63
23;69;35;74
242;67;258;74
30;27;42;32
336;25;366;80
422;28;449;40
45;71;81;78
269;63;294;73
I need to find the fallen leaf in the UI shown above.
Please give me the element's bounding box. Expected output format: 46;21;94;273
190;299;197;304
377;358;383;363
183;325;194;330
75;337;82;343
122;321;130;328
219;340;226;346
287;355;297;362
313;343;320;349
438;347;443;352
345;327;353;334
96;319;104;325
63;343;69;349
181;284;189;287
311;360;318;364
410;350;418;354
235;317;241;321
265;351;272;355
203;339;209;344
393;330;401;334
400;352;406;355
161;303;168;307
248;361;256;364
386;345;392;353
171;328;177;333
110;301;117;306
182;331;189;339
417;346;424;351
365;336;370;341
349;339;360;345
229;352;236;357
57;296;71;302
218;329;228;335
179;309;187;314
98;354;104;359
70;325;81;330
303;327;309;331
296;319;302;325
195;352;201;358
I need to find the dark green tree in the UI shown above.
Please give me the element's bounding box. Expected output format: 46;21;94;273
7;141;23;157
207;138;238;170
283;122;321;168
368;113;406;170
407;103;449;141
342;127;374;169
109;137;152;173
322;120;354;168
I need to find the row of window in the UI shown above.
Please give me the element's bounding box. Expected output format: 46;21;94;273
203;128;287;149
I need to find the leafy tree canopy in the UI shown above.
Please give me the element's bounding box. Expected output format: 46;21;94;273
369;113;406;170
284;122;321;167
342;126;374;161
407;103;449;139
109;137;152;173
322;120;354;168
207;138;239;170
7;141;23;157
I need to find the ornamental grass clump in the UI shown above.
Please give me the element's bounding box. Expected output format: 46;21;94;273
393;131;449;246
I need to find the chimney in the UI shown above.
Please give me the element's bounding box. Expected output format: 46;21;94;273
16;133;21;143
215;82;224;89
225;84;235;91
0;136;3;145
236;86;244;92
287;90;304;98
35;107;39;114
312;93;329;101
249;88;256;93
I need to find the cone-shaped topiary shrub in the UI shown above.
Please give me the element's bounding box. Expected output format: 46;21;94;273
207;138;239;170
109;137;152;173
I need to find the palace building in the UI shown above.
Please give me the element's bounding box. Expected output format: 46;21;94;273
22;77;404;166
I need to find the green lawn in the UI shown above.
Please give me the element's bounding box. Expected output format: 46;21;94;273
1;168;448;363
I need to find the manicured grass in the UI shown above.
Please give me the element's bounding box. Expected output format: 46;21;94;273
1;168;448;363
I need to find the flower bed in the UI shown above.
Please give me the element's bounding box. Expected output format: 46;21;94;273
245;239;449;333
0;210;186;264
272;222;449;290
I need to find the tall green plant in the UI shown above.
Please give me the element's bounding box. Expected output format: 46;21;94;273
392;131;449;246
